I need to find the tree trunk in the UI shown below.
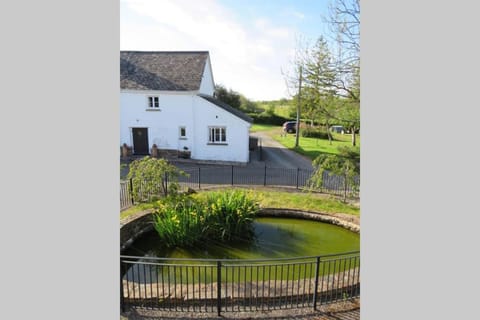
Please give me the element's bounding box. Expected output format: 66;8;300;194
295;66;302;148
326;120;332;145
351;125;356;146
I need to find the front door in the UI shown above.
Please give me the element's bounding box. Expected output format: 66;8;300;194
132;128;149;155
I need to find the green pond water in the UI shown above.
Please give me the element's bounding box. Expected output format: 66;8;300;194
122;217;360;285
122;217;359;283
123;217;359;259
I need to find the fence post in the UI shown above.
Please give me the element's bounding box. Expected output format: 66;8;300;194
313;256;321;310
198;167;201;189
217;261;222;316
259;138;262;161
296;168;300;189
120;260;125;313
164;172;168;196
129;178;134;205
263;164;267;186
231;165;234;186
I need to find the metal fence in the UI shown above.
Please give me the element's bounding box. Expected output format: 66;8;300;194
120;165;359;211
120;251;360;314
120;180;133;210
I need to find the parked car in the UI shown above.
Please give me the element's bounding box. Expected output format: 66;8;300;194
330;125;345;134
282;121;297;134
329;125;360;134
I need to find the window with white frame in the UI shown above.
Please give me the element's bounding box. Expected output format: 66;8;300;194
147;96;159;109
208;126;226;144
179;126;186;139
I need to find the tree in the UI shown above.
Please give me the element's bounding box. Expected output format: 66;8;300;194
126;156;187;202
308;146;360;202
214;84;241;110
302;36;338;143
282;36;311;147
325;0;360;146
296;0;360;146
326;0;359;67
239;95;259;113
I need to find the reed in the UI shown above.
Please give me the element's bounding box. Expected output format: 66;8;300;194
152;190;259;248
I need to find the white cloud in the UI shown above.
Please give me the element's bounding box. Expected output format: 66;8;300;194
121;0;298;100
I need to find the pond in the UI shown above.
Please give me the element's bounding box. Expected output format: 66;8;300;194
122;217;359;259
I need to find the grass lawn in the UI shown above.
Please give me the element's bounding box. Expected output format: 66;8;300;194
120;202;156;220
257;125;359;161
120;187;359;220
249;123;277;132
252;188;359;215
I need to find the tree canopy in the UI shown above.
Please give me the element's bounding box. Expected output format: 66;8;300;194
282;0;360;146
214;84;259;113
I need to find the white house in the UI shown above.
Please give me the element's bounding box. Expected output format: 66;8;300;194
120;51;253;164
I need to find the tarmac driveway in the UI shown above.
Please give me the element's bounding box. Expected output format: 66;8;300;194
121;131;313;179
249;131;313;170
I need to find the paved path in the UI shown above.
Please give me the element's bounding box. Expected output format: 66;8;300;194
121;299;360;319
249;131;313;169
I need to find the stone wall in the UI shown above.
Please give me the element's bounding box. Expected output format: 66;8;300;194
120;210;154;251
257;208;360;234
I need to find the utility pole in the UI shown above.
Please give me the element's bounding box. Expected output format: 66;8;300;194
295;65;302;148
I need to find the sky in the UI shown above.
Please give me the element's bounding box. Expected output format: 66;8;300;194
120;0;332;101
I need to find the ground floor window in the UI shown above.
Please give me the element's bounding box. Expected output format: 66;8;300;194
208;126;226;143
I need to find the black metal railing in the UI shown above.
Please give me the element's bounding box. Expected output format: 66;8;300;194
120;165;359;210
120;251;360;314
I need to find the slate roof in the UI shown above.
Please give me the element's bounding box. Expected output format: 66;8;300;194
198;94;253;124
120;51;209;91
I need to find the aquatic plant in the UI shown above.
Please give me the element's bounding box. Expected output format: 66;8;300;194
152;190;259;248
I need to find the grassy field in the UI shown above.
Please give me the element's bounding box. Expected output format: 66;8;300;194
120;187;359;220
249;123;277;132
256;101;293;119
257;125;359;160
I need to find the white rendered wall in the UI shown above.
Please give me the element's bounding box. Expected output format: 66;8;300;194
192;96;251;163
120;92;251;163
120;91;195;152
198;57;215;95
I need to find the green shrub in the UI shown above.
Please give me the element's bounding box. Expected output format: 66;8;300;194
127;156;187;202
247;113;290;126
308;146;360;202
152;190;260;248
301;128;331;139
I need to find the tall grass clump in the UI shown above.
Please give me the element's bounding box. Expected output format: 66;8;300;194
152;196;205;248
202;190;259;242
152;190;259;248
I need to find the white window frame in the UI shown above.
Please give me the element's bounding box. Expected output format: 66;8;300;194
146;96;160;110
208;126;227;144
179;126;187;139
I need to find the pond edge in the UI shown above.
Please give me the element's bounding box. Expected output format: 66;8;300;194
120;208;360;252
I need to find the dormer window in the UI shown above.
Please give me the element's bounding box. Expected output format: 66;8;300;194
147;96;160;110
